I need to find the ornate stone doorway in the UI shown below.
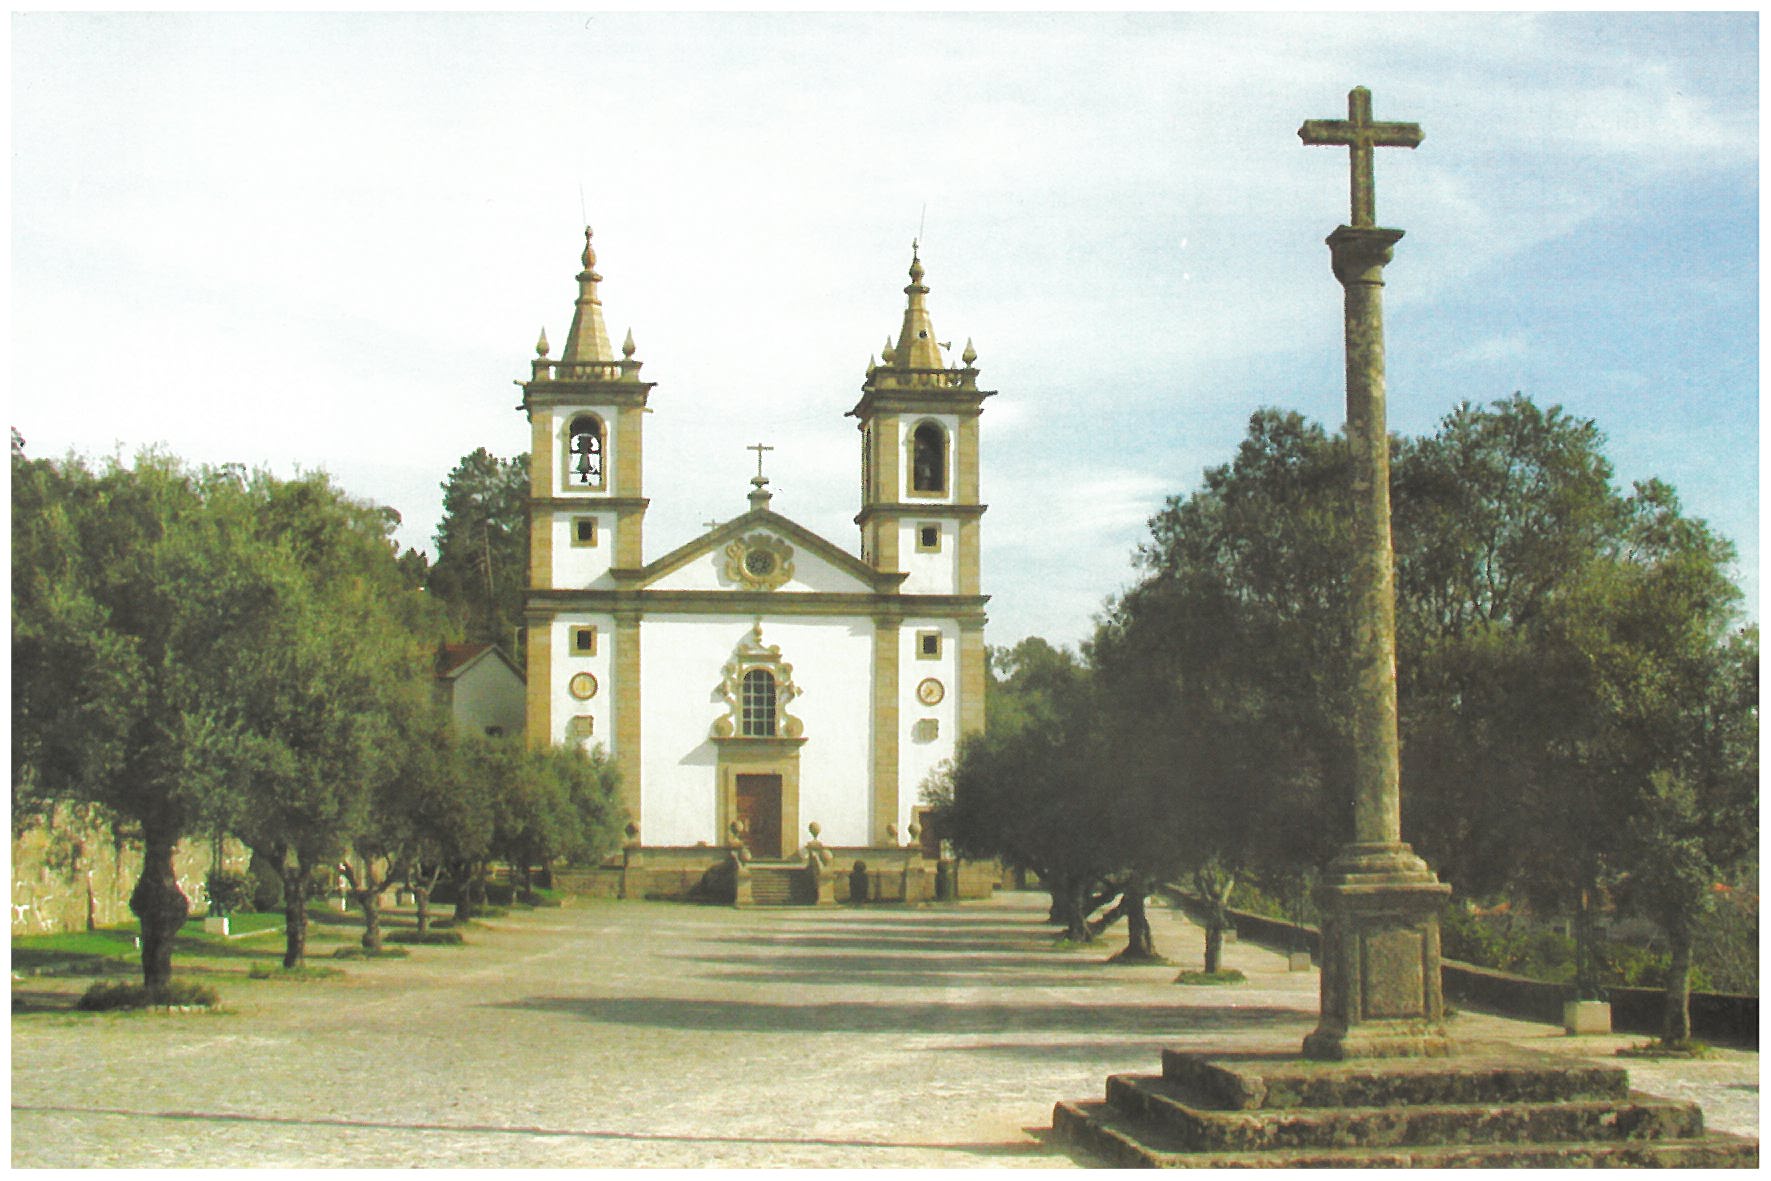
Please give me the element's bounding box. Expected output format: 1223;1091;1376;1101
735;773;784;859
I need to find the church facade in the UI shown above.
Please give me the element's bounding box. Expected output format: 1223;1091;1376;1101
520;230;989;860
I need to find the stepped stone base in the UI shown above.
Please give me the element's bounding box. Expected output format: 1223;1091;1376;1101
1052;1049;1758;1168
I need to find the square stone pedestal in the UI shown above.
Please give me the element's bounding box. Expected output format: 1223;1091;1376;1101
1303;844;1451;1060
1564;1000;1613;1035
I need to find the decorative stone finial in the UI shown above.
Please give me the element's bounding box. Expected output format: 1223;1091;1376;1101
536;328;550;357
622;328;636;359
808;821;822;840
581;225;597;270
962;338;977;366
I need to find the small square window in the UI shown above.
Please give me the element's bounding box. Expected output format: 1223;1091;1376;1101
572;517;598;546
573;626;598;655
916;524;941;553
916;629;942;660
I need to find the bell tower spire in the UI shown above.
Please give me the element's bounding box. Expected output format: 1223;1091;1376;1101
560;226;616;364
891;241;946;370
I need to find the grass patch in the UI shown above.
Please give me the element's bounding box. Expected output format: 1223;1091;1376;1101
187;911;284;936
1618;1039;1715;1059
331;945;410;960
1175;969;1247;985
77;980;220;1011
13;927;139;966
386;929;465;945
246;963;343;981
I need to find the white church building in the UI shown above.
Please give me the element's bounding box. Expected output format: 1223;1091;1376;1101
520;229;989;864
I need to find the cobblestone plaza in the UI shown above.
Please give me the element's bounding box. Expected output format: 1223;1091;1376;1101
11;892;1757;1167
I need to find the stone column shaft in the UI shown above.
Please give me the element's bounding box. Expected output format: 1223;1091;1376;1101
1332;225;1405;847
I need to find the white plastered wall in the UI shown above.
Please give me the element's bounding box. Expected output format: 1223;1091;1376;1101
897;518;959;594
551;511;616;588
449;661;526;739
898;617;959;833
548;613;615;752
639;613;876;848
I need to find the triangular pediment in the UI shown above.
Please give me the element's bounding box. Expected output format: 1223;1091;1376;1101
627;509;904;596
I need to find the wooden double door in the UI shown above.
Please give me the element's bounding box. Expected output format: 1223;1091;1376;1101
735;773;784;859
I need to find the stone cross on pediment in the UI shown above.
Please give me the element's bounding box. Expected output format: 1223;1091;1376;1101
1299;86;1423;228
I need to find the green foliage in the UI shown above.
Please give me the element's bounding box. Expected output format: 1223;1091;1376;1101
386;929;464;945
247;851;285;912
331;945;409;960
204;870;254;917
246;963;341;981
427;447;529;652
77;980;219;1010
1175;969;1246;985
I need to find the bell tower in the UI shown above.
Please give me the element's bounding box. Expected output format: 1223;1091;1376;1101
850;244;991;748
850;244;989;599
521;227;654;790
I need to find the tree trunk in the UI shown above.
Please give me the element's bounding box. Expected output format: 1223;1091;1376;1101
1662;921;1694;1045
451;860;479;922
1111;887;1160;962
1204;923;1224;974
280;857;311;969
1064;880;1092;943
356;889;383;951
128;825;190;995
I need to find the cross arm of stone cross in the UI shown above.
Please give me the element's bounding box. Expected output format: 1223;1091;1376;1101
1299;86;1423;228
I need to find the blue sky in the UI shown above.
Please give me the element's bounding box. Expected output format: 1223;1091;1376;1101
11;11;1758;649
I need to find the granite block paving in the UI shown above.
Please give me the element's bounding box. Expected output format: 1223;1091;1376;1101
11;891;1758;1167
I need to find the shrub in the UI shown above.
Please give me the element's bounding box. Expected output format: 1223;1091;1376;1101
248;851;284;912
332;946;410;960
247;963;342;981
204;869;254;917
387;929;464;945
1175;969;1246;985
77;980;219;1011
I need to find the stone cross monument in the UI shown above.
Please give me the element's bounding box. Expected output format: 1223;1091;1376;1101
1297;87;1451;1060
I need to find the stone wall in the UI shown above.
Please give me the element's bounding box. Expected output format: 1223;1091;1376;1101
1169;889;1759;1049
10;805;246;936
551;847;999;904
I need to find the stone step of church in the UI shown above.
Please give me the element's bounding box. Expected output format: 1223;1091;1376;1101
745;865;809;905
1105;1073;1701;1152
1161;1049;1631;1110
1052;1100;1761;1169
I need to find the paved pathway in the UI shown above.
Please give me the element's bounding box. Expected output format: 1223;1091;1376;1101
10;891;1757;1167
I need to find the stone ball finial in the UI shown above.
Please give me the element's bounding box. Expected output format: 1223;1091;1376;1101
807;821;822;840
886;822;899;841
909;256;924;284
624;821;640;839
622;328;637;359
908;822;922;841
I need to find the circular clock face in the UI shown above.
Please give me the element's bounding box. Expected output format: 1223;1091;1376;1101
744;549;776;577
568;672;598;701
916;677;945;706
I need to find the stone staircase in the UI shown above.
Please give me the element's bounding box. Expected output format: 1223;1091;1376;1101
1052;1050;1759;1167
744;862;812;906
